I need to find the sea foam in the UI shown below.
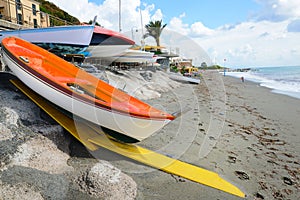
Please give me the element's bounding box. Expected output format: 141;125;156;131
225;66;300;99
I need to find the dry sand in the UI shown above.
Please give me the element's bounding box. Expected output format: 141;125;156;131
94;70;300;199
1;69;299;199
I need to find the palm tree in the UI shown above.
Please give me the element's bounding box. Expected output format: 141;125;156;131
143;20;167;48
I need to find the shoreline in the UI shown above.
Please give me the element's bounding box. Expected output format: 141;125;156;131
103;70;300;199
224;69;300;100
1;70;299;199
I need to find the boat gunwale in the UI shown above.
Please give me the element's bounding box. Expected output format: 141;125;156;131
0;24;95;34
91;26;135;46
2;38;174;121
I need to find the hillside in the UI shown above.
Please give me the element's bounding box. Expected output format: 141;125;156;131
35;0;80;25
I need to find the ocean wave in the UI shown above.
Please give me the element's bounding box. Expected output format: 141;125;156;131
225;67;300;99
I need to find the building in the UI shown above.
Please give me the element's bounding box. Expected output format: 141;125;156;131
171;57;193;68
0;0;50;29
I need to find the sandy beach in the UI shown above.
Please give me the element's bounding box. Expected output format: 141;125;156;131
1;70;299;199
94;70;300;199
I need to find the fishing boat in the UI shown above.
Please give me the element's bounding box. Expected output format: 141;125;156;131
87;26;135;57
1;37;175;142
106;49;156;63
0;24;95;56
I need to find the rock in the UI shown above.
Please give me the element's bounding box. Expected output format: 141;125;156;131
77;161;137;199
0;181;43;200
29;124;69;154
0;123;13;141
1;82;138;199
1;165;70;200
0;90;41;126
10;135;73;174
1;107;19;128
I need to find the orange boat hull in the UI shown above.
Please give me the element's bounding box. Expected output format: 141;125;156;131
1;37;175;141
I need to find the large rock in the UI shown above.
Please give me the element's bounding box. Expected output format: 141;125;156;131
76;161;137;200
10;134;73;174
1;107;19;128
0;89;41;126
0;165;70;200
0;181;43;200
0;122;13;141
1;83;138;199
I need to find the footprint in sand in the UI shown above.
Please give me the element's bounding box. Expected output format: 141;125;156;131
283;177;294;185
227;156;237;163
234;171;249;180
254;192;265;199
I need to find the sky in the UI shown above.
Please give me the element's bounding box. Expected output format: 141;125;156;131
48;0;300;67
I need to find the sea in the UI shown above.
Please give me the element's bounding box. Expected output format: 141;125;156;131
225;66;300;99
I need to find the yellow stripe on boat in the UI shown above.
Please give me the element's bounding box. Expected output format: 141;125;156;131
10;79;245;198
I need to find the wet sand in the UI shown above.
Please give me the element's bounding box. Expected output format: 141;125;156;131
98;70;300;199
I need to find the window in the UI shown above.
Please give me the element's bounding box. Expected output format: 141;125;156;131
33;18;37;28
17;13;22;25
16;0;21;10
32;4;36;16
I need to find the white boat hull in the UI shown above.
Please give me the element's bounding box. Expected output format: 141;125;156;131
2;50;171;141
101;49;156;63
87;45;132;57
0;25;94;54
0;25;94;45
86;25;134;57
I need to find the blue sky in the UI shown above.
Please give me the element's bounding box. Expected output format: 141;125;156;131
49;0;300;67
140;0;260;28
88;0;261;28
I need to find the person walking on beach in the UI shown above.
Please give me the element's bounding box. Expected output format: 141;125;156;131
241;76;245;82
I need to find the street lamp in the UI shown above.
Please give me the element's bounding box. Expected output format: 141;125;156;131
223;58;227;76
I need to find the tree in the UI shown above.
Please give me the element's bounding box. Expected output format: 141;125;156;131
201;62;207;68
143;20;167;48
88;20;101;26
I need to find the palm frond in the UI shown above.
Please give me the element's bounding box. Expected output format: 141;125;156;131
144;20;167;47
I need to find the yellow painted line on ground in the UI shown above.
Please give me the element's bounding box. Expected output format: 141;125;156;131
11;79;245;198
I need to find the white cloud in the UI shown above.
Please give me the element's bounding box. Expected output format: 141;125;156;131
255;0;300;21
179;13;186;18
151;9;163;21
190;22;214;37
167;13;214;37
168;15;190;36
198;20;300;67
47;0;300;67
48;0;153;32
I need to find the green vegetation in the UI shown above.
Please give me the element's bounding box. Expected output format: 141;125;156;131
143;20;167;51
200;62;207;68
87;20;101;26
197;64;225;70
35;0;80;26
170;65;179;73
